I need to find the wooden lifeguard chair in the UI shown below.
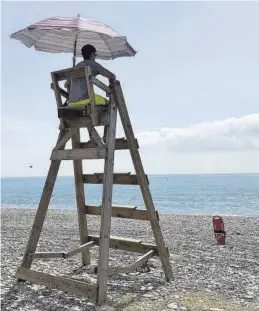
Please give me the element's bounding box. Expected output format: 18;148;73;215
16;65;173;305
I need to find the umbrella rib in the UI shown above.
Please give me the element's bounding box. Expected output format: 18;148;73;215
99;33;113;59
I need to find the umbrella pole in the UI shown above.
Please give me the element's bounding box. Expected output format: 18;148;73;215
73;39;77;67
73;14;80;67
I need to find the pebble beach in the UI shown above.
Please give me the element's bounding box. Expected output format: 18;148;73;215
1;208;259;311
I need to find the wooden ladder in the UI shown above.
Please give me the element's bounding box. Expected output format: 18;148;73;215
16;66;173;305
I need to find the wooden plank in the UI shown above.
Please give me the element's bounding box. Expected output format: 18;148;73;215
65;241;95;259
29;252;65;259
132;250;155;269
19;130;68;270
88;235;159;255
50;83;69;99
83;173;142;185
97;95;117;305
52;67;86;81
50;148;106;160
16;268;97;299
114;81;173;281
71;128;91;265
51;73;63;108
51;73;65;128
106;250;155;275
64;115;108;128
103;125;108;143
87;126;105;148
54;130;72;150
80;138;139;150
85;66;98;126
91;77;111;94
85;204;159;221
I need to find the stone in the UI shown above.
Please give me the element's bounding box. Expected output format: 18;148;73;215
209;308;225;311
143;293;153;298
167;303;178;309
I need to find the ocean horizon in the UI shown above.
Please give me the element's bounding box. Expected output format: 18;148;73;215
1;173;259;217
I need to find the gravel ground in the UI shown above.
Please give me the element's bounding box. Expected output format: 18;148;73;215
1;208;259;311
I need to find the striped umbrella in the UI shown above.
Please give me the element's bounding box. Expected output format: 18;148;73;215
10;15;137;66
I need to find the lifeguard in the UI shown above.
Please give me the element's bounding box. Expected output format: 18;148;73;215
65;44;116;106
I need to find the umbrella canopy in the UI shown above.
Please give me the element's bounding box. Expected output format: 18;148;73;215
10;16;137;61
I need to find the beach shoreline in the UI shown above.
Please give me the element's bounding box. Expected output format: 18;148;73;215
1;208;259;311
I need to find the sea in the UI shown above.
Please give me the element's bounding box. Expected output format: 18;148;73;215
1;174;259;217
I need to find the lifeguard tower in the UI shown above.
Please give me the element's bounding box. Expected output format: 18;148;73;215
16;65;173;305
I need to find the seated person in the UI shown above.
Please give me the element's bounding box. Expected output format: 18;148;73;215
65;44;116;107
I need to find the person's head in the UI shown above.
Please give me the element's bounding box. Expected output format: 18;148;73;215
81;44;97;61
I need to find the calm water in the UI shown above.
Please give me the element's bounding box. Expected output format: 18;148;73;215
1;174;259;216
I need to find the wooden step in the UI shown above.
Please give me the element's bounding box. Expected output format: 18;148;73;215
87;235;159;255
80;138;139;150
50;148;106;160
83;172;149;185
106;250;155;275
16;267;97;299
85;204;159;221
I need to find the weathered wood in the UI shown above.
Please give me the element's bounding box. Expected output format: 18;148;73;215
81;138;139;150
58;107;90;119
114;81;173;281
65;116;108;128
106;250;155;275
54;130;72;150
87;126;105;148
71;128;91;265
85;204;158;221
50;83;69;99
52;67;86;81
132;250;155;269
97;95;117;305
83;173;143;185
58;106;109;126
16;268;97;299
50;148;106;160
85;66;98;126
65;241;95;259
51;73;65;128
91;77;111;94
51;73;63;108
88;235;159;255
29;252;65;259
103;125;108;143
19;130;68;271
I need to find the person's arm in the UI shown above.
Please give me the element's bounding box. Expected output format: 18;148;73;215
93;62;116;82
101;69;116;82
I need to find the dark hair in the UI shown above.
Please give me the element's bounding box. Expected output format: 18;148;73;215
81;44;96;60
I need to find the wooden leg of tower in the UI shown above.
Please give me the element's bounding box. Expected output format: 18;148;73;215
114;82;173;281
19;129;68;272
71;128;90;265
103;125;108;143
97;96;117;305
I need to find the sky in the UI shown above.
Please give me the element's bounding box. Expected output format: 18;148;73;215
1;1;259;177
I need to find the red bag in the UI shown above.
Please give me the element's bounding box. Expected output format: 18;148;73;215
213;216;226;244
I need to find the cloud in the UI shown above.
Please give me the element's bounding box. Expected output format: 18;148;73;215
1;114;259;176
137;113;259;153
